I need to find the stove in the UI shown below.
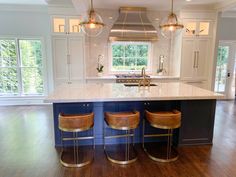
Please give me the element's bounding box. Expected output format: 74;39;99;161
115;74;151;83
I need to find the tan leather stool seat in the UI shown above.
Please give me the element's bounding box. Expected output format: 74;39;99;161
105;111;140;130
145;110;181;129
59;112;94;132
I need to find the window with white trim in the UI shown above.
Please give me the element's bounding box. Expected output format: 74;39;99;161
110;42;151;72
0;38;45;96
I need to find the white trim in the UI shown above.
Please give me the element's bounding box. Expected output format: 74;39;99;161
108;41;153;74
214;0;236;12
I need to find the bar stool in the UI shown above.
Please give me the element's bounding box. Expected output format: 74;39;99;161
59;112;94;167
143;110;181;162
104;111;140;165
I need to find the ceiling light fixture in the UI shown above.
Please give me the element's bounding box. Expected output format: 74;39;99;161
159;0;184;38
79;0;105;37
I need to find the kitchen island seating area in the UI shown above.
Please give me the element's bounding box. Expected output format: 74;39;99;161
58;107;182;167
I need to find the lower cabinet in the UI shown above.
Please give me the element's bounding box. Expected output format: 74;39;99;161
178;100;216;145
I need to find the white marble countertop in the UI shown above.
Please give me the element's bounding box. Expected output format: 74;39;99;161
45;82;223;103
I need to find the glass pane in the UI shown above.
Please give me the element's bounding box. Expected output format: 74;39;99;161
53;18;65;33
69;19;80;33
19;40;42;67
199;22;210;36
0;68;18;94
125;45;136;57
214;46;229;92
0;39;17;66
185;22;197;36
21;67;44;95
125;58;136;69
137;45;148;57
112;45;124;57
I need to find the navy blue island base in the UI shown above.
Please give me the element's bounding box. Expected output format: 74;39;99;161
53;99;216;147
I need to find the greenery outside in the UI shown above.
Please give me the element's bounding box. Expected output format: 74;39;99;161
0;39;44;96
215;46;229;92
111;42;149;71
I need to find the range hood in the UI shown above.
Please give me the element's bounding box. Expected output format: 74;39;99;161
109;7;158;42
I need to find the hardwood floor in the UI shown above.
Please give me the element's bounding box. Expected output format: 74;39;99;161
0;101;236;177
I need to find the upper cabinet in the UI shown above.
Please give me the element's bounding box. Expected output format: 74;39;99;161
183;20;212;38
52;16;82;35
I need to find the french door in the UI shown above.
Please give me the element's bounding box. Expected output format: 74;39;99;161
214;41;236;99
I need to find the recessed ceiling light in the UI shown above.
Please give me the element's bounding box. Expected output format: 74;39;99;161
155;18;159;21
109;16;113;20
186;0;192;2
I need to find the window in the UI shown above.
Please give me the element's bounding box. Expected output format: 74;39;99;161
111;42;151;72
0;38;45;96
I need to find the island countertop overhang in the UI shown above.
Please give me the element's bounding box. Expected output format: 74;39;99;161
45;82;223;103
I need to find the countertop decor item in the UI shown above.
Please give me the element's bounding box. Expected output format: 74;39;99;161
96;54;104;77
79;0;105;37
159;0;184;39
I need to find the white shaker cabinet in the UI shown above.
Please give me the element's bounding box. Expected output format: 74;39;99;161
52;36;85;87
181;38;210;81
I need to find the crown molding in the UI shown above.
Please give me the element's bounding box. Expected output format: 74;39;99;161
0;4;48;13
214;0;236;11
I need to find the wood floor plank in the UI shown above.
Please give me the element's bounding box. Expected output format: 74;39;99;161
0;101;235;177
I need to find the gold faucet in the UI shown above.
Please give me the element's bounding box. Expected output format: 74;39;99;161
139;67;150;87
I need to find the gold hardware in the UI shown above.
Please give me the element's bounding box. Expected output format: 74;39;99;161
139;67;151;87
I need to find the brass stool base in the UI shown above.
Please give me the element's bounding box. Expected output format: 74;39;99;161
60;146;94;168
143;142;179;163
105;144;138;165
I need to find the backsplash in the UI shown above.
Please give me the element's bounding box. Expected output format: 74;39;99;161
85;9;174;77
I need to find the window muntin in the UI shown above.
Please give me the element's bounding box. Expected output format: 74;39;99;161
111;42;151;71
0;38;45;96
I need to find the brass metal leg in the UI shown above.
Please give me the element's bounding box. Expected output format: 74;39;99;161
104;123;138;165
143;124;179;163
60;128;94;168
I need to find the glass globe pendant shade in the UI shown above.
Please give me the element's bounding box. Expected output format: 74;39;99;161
79;0;105;37
160;13;184;39
159;0;184;39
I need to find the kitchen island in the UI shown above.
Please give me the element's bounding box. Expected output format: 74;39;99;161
45;82;222;147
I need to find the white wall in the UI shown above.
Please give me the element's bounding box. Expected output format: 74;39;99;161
211;13;236;90
0;5;53;94
85;9;178;77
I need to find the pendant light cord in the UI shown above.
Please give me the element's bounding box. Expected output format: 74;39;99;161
171;0;173;13
91;0;94;11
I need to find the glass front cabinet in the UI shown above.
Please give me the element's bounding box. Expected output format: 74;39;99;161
52;16;81;35
183;20;212;37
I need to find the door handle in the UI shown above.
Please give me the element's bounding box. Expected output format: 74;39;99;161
227;72;231;77
196;51;199;68
193;51;196;68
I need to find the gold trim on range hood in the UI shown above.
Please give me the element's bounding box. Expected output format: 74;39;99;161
109;7;158;42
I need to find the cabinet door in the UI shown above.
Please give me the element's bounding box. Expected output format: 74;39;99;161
181;39;195;80
183;21;197;37
198;21;211;37
68;37;85;82
194;39;210;80
53;37;68;86
52;17;67;34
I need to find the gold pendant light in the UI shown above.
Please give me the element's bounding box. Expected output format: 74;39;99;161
160;0;184;38
79;0;105;37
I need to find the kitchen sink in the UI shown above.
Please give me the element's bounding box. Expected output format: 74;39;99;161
124;83;157;87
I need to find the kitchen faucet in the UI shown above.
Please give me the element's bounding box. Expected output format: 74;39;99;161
139;67;150;87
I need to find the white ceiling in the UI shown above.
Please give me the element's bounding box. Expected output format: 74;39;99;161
0;0;47;5
0;0;233;11
92;0;227;10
